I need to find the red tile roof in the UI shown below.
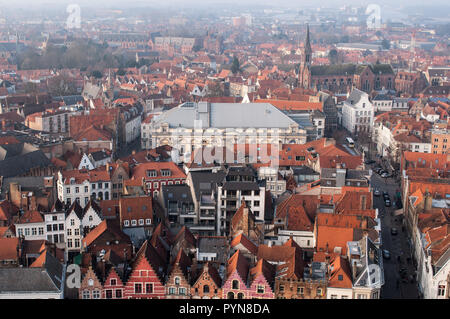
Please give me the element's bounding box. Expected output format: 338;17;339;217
328;255;353;288
254;99;323;111
18;210;44;224
249;258;276;286
119;196;153;223
131;161;186;181
0;237;19;261
230;233;258;256
226;250;249;283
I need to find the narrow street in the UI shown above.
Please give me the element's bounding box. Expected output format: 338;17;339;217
370;169;421;299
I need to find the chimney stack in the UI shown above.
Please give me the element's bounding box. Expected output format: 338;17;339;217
424;190;432;211
351;260;357;281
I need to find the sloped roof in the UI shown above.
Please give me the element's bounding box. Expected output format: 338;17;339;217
230;233;258;256
226;250;249;284
0;250;63;294
0;237;19;261
249;258;276;286
328;255;353;288
133;240;167;282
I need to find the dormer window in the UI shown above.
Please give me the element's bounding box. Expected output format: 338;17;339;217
146;170;157;177
161;169;171;177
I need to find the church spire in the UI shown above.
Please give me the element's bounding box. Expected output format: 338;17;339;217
298;24;313;89
304;24;312;65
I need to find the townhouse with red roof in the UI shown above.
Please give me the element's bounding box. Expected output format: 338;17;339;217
123;240;167;299
272;194;318;249
57;168;112;207
102;267;125;299
222;250;250;299
14;210;46;241
165;249;192;299
118;195;153;234
400;151;450;298
130;161;186;198
81;219;133;262
191;262;222;299
326;255;353;299
314;213;379;257
79;266;103;299
248;259;276;299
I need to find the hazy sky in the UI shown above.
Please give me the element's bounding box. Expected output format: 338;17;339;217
1;0;450;7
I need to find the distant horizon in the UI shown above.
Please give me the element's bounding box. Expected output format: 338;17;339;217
1;0;450;8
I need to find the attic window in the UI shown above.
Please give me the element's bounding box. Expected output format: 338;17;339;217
161;169;171;176
142;205;147;211
127;207;132;212
146;170;157;177
338;275;343;281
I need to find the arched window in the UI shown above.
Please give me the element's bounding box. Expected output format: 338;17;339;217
232;280;239;290
203;285;210;293
227;292;235;299
237;292;244;299
175;277;180;285
105;192;109;200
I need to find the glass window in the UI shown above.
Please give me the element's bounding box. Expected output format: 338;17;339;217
92;290;100;299
146;283;153;293
135;283;142;294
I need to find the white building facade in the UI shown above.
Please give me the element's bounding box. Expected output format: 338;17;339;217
341;89;374;134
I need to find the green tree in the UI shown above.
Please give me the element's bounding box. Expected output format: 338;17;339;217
24;82;39;94
328;49;338;64
231;56;240;74
381;39;390;50
47;75;77;96
91;70;102;79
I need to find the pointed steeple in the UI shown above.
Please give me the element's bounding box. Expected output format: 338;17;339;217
304;24;312;65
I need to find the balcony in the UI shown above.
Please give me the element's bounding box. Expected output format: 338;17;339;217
183;223;215;231
199;212;215;220
224;192;238;200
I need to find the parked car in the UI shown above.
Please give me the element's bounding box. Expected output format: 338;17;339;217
383;249;391;259
383;192;390;199
374;188;381;196
381;172;391;178
385;199;391;207
391;227;398;235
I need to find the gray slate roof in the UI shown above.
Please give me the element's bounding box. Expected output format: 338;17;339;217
0;251;63;294
0;149;52;178
152;102;298;129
